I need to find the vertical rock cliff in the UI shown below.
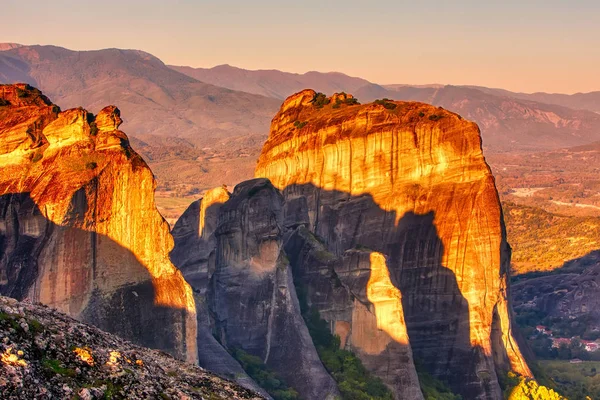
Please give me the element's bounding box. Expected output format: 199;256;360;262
171;187;274;399
255;90;531;399
171;180;340;399
0;84;197;363
211;179;339;400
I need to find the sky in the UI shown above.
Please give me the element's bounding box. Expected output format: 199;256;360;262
3;0;599;94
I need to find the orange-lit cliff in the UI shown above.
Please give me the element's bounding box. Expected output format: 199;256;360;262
0;84;197;362
255;90;531;399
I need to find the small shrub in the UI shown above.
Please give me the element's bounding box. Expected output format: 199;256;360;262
42;358;77;377
418;112;425;117
415;361;462;400
28;318;44;335
428;114;443;121
86;161;98;170
0;312;20;331
333;96;360;109
0;98;9;107
231;348;299;400
293;120;307;129
31;152;43;163
374;98;397;110
311;92;330;108
15;88;28;98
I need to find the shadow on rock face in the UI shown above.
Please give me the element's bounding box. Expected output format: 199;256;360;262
282;183;505;399
0;192;192;361
171;178;516;399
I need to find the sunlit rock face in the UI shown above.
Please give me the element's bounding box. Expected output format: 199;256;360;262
256;89;531;399
210;178;339;400
0;84;197;363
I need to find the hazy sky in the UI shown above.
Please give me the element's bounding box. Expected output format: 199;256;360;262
3;0;599;93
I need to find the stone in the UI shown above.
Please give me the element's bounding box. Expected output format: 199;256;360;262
171;187;273;398
255;90;532;399
0;84;197;363
210;178;339;400
0;295;264;400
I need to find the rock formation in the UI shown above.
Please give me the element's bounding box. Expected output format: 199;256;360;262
0;84;197;363
171;187;273;398
172;179;339;399
0;295;263;400
255;90;532;399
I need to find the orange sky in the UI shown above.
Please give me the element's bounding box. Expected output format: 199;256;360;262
3;0;599;94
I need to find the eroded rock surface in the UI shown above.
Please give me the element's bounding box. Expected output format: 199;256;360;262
255;90;531;399
0;84;197;363
0;295;263;400
210;179;339;400
170;187;272;398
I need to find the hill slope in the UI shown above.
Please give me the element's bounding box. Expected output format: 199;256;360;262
0;45;280;142
170;64;371;100
0;295;263;400
0;44;281;215
359;85;600;152
171;61;600;153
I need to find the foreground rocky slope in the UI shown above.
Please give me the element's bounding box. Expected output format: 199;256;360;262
0;295;263;399
0;84;197;362
254;90;531;399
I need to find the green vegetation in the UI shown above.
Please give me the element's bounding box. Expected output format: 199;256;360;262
428;114;443;121
42;358;77;377
332;93;360;109
81;380;124;399
293;120;307;129
102;381;123;399
504;201;600;275
231;348;299;400
514;304;600;361
307;310;393;399
537;360;600;399
526;331;600;362
15;87;29;98
28;318;44;335
86;161;98;170
311;92;331;108
0;98;9;106
498;371;522;398
298;300;393;399
373;98;397;110
86;112;99;136
415;362;462;400
0;311;20;331
418;112;425;117
290;232;393;399
31;152;43;163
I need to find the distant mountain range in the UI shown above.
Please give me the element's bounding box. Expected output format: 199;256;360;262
170;64;372;100
172;63;600;152
171;63;600;114
0;44;280;144
2;43;600;208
